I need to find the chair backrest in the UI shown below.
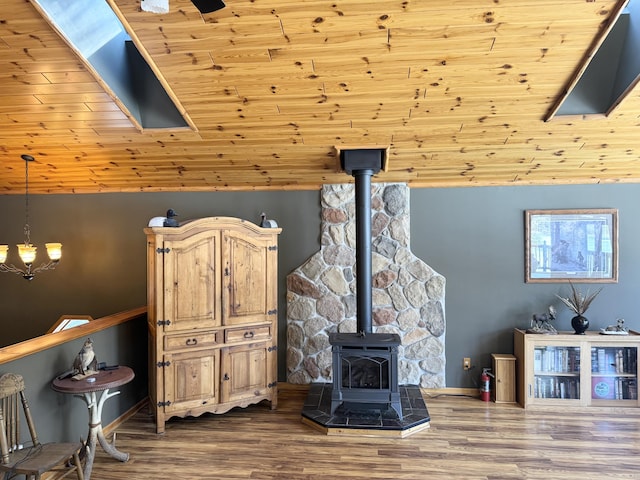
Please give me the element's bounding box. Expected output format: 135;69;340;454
0;373;40;466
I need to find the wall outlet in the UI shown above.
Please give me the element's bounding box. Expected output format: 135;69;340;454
463;357;471;370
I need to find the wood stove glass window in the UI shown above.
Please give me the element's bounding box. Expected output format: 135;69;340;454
341;347;390;389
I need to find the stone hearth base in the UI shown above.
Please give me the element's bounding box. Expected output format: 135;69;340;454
301;383;430;438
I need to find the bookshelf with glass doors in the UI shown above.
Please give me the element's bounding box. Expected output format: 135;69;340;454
514;329;639;408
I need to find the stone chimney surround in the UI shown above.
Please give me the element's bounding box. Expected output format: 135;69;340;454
286;183;446;388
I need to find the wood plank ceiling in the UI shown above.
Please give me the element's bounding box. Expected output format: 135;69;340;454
1;0;638;194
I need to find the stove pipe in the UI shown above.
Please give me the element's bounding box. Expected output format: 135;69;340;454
340;148;385;335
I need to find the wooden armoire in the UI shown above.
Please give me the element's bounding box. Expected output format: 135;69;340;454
144;217;281;434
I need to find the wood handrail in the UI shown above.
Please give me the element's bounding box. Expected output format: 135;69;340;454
0;306;147;365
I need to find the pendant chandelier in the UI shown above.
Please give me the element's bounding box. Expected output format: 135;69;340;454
0;154;62;281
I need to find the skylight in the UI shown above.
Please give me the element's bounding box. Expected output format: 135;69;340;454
546;0;640;119
36;0;122;58
31;0;192;130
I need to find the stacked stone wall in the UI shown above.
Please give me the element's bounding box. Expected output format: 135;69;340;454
286;183;445;388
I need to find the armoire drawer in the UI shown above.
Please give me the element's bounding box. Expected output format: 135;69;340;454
164;331;220;351
224;325;271;344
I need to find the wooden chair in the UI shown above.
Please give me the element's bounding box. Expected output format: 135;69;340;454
0;373;84;480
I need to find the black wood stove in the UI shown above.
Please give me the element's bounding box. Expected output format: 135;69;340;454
329;148;403;419
329;331;402;418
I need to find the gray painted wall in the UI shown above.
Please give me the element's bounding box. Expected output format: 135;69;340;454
0;316;148;444
1;184;639;388
411;184;640;387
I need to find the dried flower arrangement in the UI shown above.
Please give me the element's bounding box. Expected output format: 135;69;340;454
555;281;602;315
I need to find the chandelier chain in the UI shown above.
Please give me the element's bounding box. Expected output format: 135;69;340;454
23;156;31;246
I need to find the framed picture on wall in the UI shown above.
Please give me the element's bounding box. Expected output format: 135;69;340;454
525;209;618;283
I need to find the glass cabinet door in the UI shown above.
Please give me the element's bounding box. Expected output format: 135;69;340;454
591;346;638;401
533;345;581;399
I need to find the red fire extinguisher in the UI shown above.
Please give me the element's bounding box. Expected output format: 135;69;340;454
480;368;492;402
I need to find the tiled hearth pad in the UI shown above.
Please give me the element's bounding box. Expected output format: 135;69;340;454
301;383;431;438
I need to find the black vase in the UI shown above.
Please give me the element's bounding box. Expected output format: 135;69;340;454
571;315;589;334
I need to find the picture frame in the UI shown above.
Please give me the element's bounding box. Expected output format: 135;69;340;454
525;209;618;283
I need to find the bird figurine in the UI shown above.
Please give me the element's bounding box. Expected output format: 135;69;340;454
73;338;98;375
259;212;278;228
163;208;179;227
148;208;180;227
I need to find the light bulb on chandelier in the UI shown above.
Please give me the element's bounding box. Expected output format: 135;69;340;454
0;154;62;280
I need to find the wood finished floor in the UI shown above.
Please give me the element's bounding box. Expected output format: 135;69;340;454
91;385;640;479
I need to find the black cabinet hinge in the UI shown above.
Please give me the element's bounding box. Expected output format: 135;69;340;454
268;245;277;251
157;400;172;407
267;309;277;315
157;361;171;368
156;247;170;254
268;345;278;352
268;382;277;389
157;320;171;326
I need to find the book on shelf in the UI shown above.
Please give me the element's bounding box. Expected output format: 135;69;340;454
615;349;624;374
628;379;638;400
534;348;542;372
597;348;606;373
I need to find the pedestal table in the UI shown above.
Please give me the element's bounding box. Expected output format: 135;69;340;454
52;366;134;480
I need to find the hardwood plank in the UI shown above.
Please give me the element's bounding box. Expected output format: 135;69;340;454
90;384;640;480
